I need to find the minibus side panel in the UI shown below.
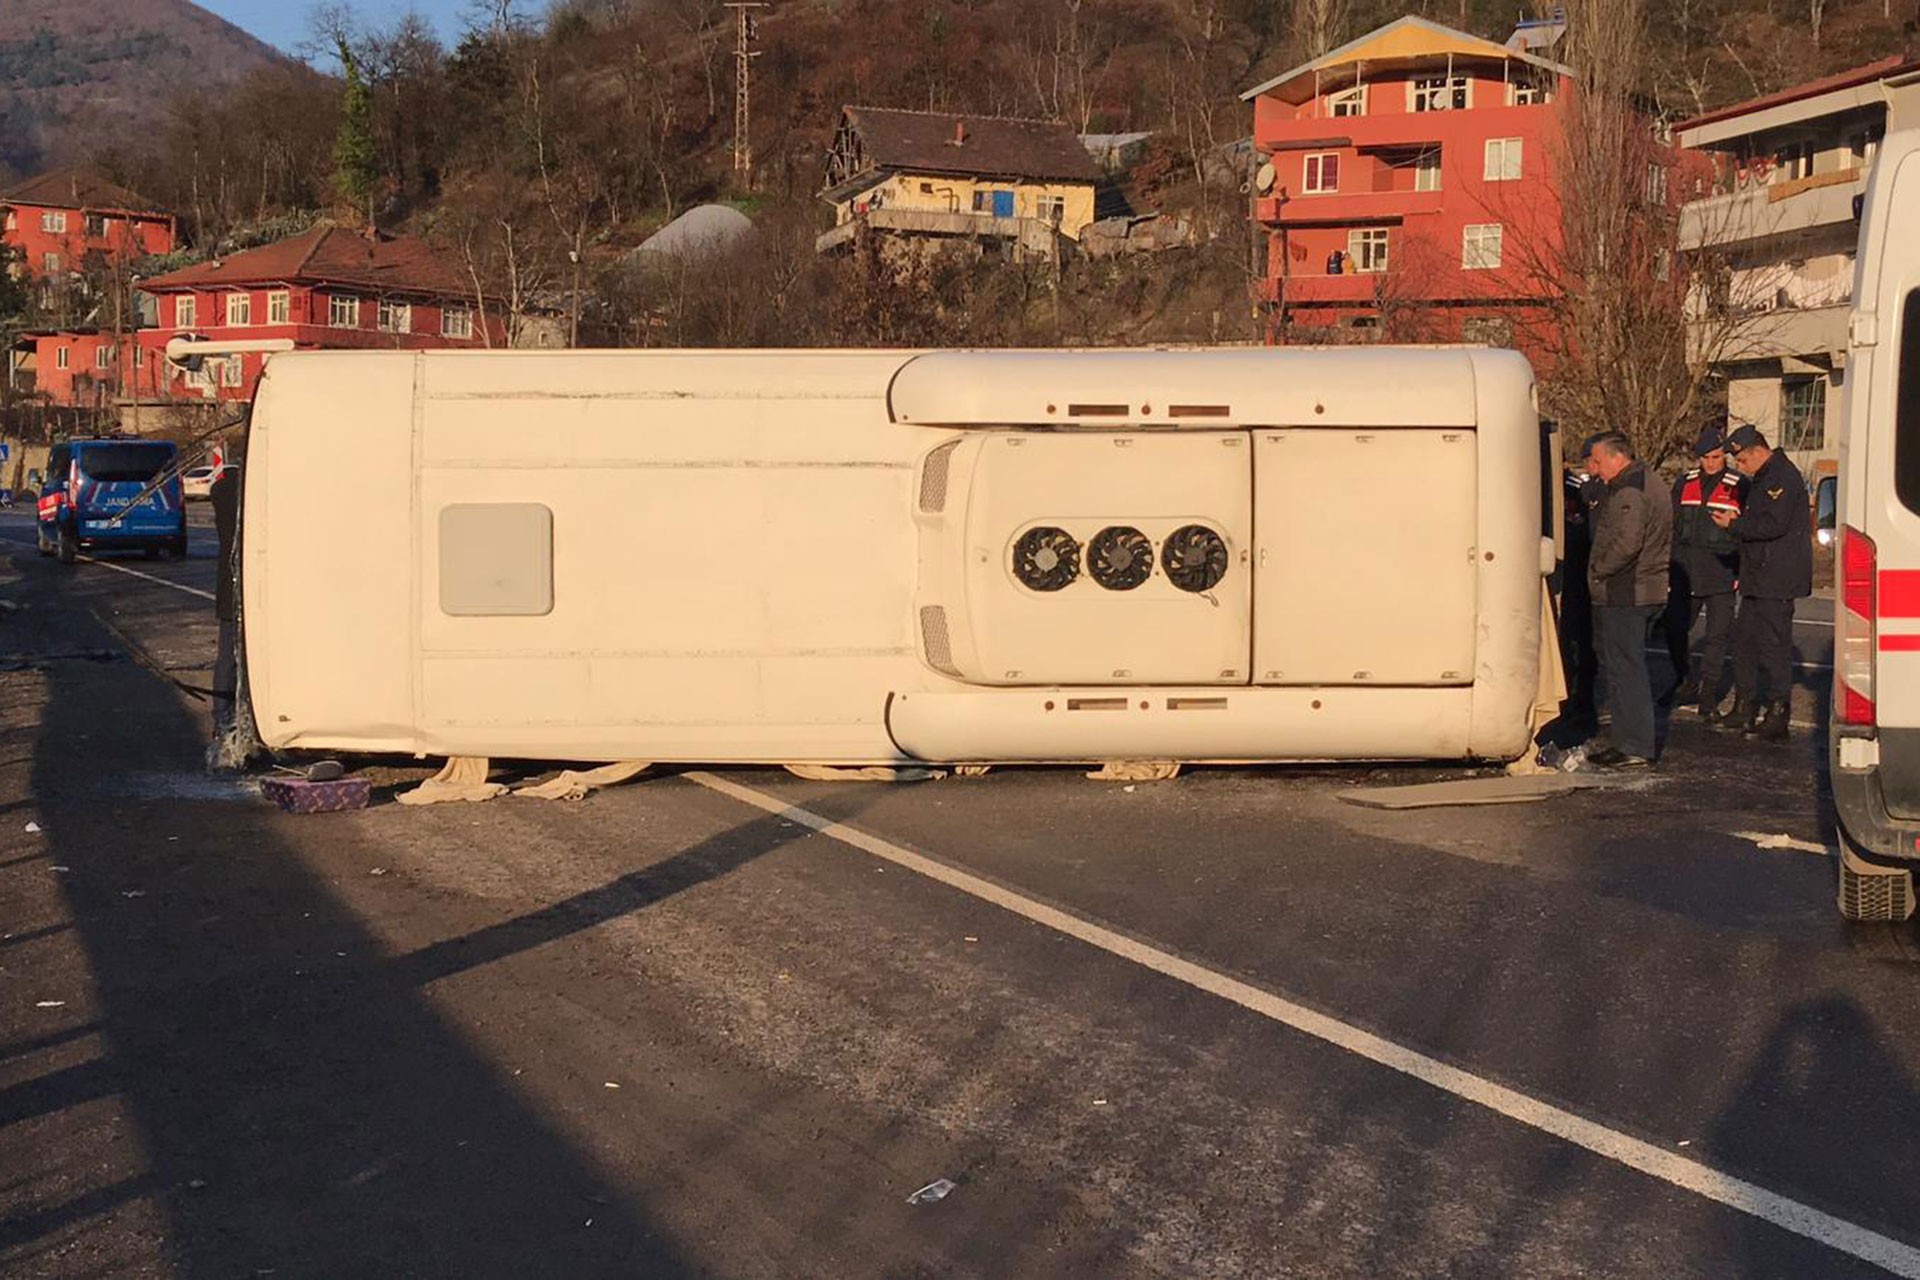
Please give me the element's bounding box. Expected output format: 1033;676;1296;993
1252;428;1477;686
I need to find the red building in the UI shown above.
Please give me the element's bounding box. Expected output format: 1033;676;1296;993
8;224;507;410
0;168;176;281
1243;16;1576;357
135;223;506;403
7;329;168;412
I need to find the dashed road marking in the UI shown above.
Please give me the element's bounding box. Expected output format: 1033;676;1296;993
689;770;1920;1278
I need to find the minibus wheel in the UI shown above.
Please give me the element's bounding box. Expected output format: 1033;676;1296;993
56;526;76;565
35;526;50;557
1838;836;1916;923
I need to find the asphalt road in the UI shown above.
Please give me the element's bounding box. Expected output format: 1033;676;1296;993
2;512;1916;1279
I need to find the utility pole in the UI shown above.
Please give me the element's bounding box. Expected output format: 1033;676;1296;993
726;2;768;189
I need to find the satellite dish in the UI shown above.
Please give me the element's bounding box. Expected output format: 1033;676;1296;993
1255;161;1277;194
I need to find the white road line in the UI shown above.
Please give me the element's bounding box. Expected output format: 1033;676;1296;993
71;556;215;602
688;771;1920;1278
0;529;213;602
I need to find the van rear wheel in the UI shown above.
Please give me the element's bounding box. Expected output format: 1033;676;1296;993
35;526;51;557
1838;836;1917;922
56;526;77;565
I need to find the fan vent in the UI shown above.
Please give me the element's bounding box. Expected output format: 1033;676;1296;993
1089;526;1153;591
919;605;961;676
1012;526;1081;592
1161;525;1229;593
919;440;961;513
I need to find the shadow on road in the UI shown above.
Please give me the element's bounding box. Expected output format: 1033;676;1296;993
0;568;813;1276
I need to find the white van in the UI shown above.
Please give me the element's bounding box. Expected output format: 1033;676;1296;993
236;345;1555;768
1829;76;1920;920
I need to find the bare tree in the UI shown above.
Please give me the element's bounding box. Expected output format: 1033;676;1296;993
1293;0;1349;59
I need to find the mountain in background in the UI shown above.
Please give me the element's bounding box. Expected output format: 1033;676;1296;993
0;0;283;181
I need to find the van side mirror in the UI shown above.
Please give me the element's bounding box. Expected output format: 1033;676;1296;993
1854;193;1866;222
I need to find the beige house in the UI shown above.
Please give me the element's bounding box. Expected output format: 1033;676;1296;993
1677;57;1917;482
818;106;1102;260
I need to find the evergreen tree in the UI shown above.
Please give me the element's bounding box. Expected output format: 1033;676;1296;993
332;39;379;226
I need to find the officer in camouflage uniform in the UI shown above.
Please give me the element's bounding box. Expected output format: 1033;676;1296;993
1665;421;1746;710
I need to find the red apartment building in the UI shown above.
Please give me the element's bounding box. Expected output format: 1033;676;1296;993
9;223;507;411
1244;16;1576;357
0;168;176;281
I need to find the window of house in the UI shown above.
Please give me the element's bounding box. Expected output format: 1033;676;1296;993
1509;77;1549;106
1411;75;1470;112
1303;153;1340;194
220;355;243;389
329;294;360;328
1461;315;1514;346
267;291;290;325
42;253;60;275
1851;127;1884;168
1775;140;1815;183
40;211;66;233
84;214;106;238
1036;195;1067;225
1484;138;1523;182
4;211;14;232
442;306;474;339
1463;223;1504;270
55;346;68;370
1328;85;1367;118
970;189;1015;216
133;345;143;368
378;299;412;334
1347;227;1389;273
176;295;197;328
226;292;252;326
1780;377;1827;454
1646;162;1670;207
95;345;112;370
1415;148;1442;192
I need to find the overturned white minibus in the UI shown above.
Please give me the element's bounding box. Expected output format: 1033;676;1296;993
236;345;1555;766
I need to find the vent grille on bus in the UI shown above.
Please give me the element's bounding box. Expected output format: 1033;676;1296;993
920;605;961;677
919;440;961;513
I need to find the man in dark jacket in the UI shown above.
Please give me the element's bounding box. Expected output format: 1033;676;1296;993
1585;432;1673;767
208;460;244;770
1665;422;1746;709
1710;423;1812;741
1556;461;1601;736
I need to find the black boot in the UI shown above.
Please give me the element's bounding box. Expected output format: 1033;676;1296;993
1710;694;1757;733
1745;700;1791;742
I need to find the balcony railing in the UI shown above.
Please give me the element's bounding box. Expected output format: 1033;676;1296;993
1680;169;1866;251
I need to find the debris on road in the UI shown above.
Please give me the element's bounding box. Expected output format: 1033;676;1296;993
397;757;509;806
1087;761;1181;782
516;761;651;801
1732;831;1831;856
23;820;40;833
262;774;371;814
34;1000;65;1008
1337;775;1603;810
906;1178;956;1205
785;764;944;783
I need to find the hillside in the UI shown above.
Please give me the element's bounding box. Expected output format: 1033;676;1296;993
0;0;282;179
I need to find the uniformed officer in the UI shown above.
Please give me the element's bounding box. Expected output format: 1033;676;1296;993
1664;421;1746;710
1709;423;1812;740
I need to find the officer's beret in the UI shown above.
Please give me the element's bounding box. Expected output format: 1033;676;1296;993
1722;423;1767;452
1694;422;1727;455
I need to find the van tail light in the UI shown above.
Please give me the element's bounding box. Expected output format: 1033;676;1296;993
1838;525;1877;729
